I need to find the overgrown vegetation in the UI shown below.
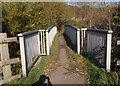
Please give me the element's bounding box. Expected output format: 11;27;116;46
84;57;118;84
7;33;59;84
3;2;117;36
111;4;120;62
2;2;69;37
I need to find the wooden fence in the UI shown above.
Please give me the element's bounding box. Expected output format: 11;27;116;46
0;33;21;85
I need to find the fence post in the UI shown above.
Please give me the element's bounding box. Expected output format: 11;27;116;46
0;33;12;78
46;30;49;55
18;35;27;77
37;32;41;55
106;30;113;72
77;29;80;54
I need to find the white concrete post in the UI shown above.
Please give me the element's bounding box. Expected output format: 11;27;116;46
37;32;41;55
106;30;113;72
77;29;80;54
46;30;49;55
19;36;27;77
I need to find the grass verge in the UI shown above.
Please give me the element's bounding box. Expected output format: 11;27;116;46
7;33;59;84
84;57;118;84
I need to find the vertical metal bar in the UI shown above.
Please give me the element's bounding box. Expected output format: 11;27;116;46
81;30;83;48
43;31;46;55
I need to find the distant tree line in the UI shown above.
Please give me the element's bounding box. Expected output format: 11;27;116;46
2;2;71;37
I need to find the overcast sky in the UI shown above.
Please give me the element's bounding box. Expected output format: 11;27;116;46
1;0;120;2
64;0;120;2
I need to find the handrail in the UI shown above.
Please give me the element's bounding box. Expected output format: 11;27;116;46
18;30;39;37
46;25;55;32
64;25;80;31
87;28;113;34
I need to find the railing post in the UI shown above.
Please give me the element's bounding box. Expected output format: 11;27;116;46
77;29;80;54
18;35;27;77
106;30;113;72
37;32;41;55
46;30;49;55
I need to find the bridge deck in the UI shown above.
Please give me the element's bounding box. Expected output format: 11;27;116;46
49;34;87;84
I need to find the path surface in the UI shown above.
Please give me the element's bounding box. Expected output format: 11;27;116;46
49;34;87;84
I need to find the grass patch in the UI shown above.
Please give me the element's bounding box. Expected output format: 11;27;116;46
67;46;87;74
67;41;119;85
84;57;118;84
7;33;59;84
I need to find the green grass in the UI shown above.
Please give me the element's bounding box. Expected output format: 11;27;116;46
67;44;119;84
84;57;118;84
67;46;87;72
8;33;59;84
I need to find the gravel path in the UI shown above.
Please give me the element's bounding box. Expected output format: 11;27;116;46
49;34;87;85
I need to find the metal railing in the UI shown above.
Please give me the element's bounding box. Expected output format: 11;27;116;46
18;25;57;77
64;25;113;72
18;30;40;77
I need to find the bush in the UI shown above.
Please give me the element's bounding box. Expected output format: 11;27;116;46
84;58;118;84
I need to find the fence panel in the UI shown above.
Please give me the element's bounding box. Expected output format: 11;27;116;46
64;25;113;72
48;26;57;49
86;29;113;72
39;30;46;55
87;30;106;66
81;28;87;49
39;26;57;56
64;25;80;54
46;26;57;55
18;31;40;77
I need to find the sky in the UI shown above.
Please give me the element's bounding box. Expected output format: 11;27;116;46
65;0;120;2
0;0;120;2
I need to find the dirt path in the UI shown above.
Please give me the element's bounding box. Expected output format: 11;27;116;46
49;34;87;84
